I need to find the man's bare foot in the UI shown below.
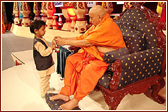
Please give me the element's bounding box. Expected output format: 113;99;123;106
60;98;79;110
50;94;70;101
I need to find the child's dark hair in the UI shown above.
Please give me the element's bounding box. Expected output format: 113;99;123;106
30;20;46;34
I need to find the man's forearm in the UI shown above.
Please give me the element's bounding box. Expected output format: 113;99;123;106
64;39;94;47
64;37;77;40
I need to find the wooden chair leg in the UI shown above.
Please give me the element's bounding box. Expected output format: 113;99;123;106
151;77;165;104
101;90;125;110
159;77;165;89
104;95;122;110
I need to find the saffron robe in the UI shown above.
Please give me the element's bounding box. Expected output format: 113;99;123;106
59;14;126;100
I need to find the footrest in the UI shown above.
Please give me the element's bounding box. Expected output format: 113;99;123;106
45;93;81;110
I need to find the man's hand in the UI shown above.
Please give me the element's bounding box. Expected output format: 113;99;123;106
54;36;66;46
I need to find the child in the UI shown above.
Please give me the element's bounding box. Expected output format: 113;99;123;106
30;20;56;98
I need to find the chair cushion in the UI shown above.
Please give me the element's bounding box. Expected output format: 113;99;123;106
115;22;146;53
103;47;129;63
123;34;145;53
98;71;113;89
118;8;158;49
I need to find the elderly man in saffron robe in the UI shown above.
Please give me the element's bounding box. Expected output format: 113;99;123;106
50;5;126;110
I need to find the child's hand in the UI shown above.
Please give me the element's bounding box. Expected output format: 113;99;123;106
51;39;56;50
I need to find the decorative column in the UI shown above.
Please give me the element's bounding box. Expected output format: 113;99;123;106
58;15;63;30
73;2;88;33
156;2;165;15
20;2;30;26
2;2;7;24
13;2;20;24
122;2;132;12
61;2;74;31
66;5;77;32
18;2;23;19
70;16;76;32
46;2;56;29
53;16;58;30
2;15;6;34
33;2;41;20
41;2;47;22
102;2;113;14
160;2;166;22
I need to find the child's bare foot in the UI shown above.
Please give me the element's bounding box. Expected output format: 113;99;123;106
60;98;79;110
50;94;70;101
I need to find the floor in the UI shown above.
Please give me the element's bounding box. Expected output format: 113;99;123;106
2;31;35;70
1;31;167;110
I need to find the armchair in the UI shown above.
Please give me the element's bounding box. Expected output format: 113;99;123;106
96;2;166;110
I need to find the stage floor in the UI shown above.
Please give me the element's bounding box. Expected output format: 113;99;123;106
1;50;166;110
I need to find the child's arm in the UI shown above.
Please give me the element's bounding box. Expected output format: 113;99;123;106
34;42;53;57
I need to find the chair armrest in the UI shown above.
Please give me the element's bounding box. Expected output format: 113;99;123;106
109;48;163;91
103;47;129;63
